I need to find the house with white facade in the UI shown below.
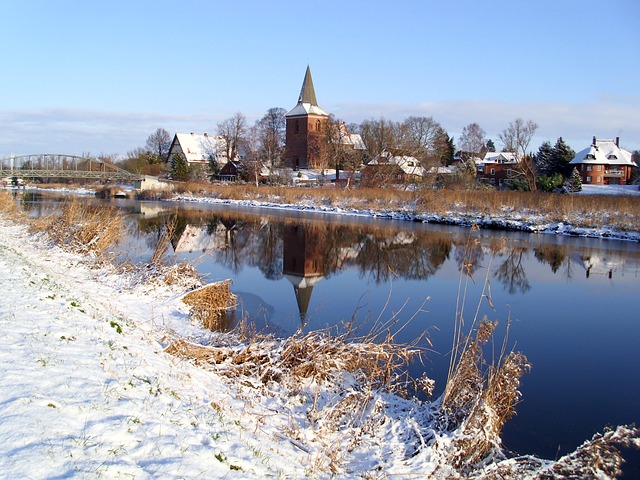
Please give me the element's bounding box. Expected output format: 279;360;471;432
569;137;636;185
166;133;230;167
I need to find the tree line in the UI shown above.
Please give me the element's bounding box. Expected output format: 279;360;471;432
117;109;639;190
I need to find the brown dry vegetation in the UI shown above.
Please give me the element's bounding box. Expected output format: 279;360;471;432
30;200;124;256
160;182;640;231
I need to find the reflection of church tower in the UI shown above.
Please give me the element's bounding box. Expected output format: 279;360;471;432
284;66;329;169
283;223;325;322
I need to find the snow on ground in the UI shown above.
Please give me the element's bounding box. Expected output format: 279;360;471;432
0;219;311;479
1;187;638;478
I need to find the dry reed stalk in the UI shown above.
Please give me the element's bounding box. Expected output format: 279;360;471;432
150;215;178;264
181;279;237;330
0;190;25;221
31;200;124;256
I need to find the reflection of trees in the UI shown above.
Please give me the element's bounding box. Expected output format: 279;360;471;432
133;210;456;284
352;232;451;283
534;245;568;275
494;247;531;294
256;222;284;280
453;239;485;276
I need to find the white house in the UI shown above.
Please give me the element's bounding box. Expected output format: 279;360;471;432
166;133;229;166
569;137;636;185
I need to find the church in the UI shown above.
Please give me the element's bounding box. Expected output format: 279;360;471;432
283;66;364;170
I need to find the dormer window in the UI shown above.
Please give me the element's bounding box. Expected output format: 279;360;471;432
608;154;617;160
585;154;596;160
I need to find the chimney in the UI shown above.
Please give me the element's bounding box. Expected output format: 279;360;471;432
204;132;208;137
616;136;619;147
592;136;596;146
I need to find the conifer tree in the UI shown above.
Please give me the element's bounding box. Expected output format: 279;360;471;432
534;141;554;177
170;153;189;181
550;137;575;178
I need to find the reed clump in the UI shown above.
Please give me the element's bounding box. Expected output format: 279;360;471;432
0;190;25;221
31;200;124;256
181;280;237;330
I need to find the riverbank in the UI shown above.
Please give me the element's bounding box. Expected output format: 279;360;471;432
1;191;639;478
29;182;640;242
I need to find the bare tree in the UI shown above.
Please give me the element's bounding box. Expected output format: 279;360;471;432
458;123;487;154
399;116;441;162
498;118;538;155
255;107;286;170
217;112;248;162
357;117;400;160
499;118;539;190
145;128;172;163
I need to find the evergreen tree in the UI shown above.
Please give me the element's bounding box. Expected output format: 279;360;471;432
550;137;575;178
534;141;554;176
567;167;582;192
486;139;496;152
170;153;189;181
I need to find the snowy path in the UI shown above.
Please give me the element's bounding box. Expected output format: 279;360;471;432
0;220;304;479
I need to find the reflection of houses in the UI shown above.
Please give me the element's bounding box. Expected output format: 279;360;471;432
361;150;425;186
475;151;521;187
166;133;229;167
172;223;231;253
569;137;636;186
282;224;325;322
571;253;618;279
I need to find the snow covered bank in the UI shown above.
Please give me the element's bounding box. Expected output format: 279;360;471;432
1;201;639;478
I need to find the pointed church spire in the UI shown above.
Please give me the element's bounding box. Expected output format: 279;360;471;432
297;65;318;106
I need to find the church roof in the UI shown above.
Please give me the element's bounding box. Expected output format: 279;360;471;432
287;66;328;117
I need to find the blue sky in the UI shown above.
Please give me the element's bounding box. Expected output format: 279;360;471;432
1;0;639;157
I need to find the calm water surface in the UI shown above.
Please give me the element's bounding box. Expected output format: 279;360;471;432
22;192;640;475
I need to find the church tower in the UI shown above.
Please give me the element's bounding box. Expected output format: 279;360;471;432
284;66;329;169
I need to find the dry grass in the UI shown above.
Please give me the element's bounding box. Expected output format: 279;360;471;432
0;190;25;221
30;200;124;256
167;182;640;231
181;280;237;330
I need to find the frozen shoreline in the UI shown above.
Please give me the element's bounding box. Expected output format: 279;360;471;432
1;197;638;478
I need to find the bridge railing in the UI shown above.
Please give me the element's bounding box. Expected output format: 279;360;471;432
0;154;142;181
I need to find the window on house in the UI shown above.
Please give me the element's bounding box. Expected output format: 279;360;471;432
490;168;495;175
586;176;592;182
295;120;299;133
596;176;601;182
316;120;321;131
597;165;602;171
506;169;512;176
587;165;592;171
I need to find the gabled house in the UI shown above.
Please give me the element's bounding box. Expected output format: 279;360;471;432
475;151;521;187
361;150;425;186
569;137;636;185
166;133;229;167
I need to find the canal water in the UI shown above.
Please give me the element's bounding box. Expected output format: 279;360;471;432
21;192;640;475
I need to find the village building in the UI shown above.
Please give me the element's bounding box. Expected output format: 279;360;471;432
475;151;521;187
166;133;230;167
361;150;426;186
283;66;365;171
569;137;636;185
283;66;329;170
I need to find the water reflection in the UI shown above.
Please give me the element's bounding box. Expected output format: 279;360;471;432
127;206;640;332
